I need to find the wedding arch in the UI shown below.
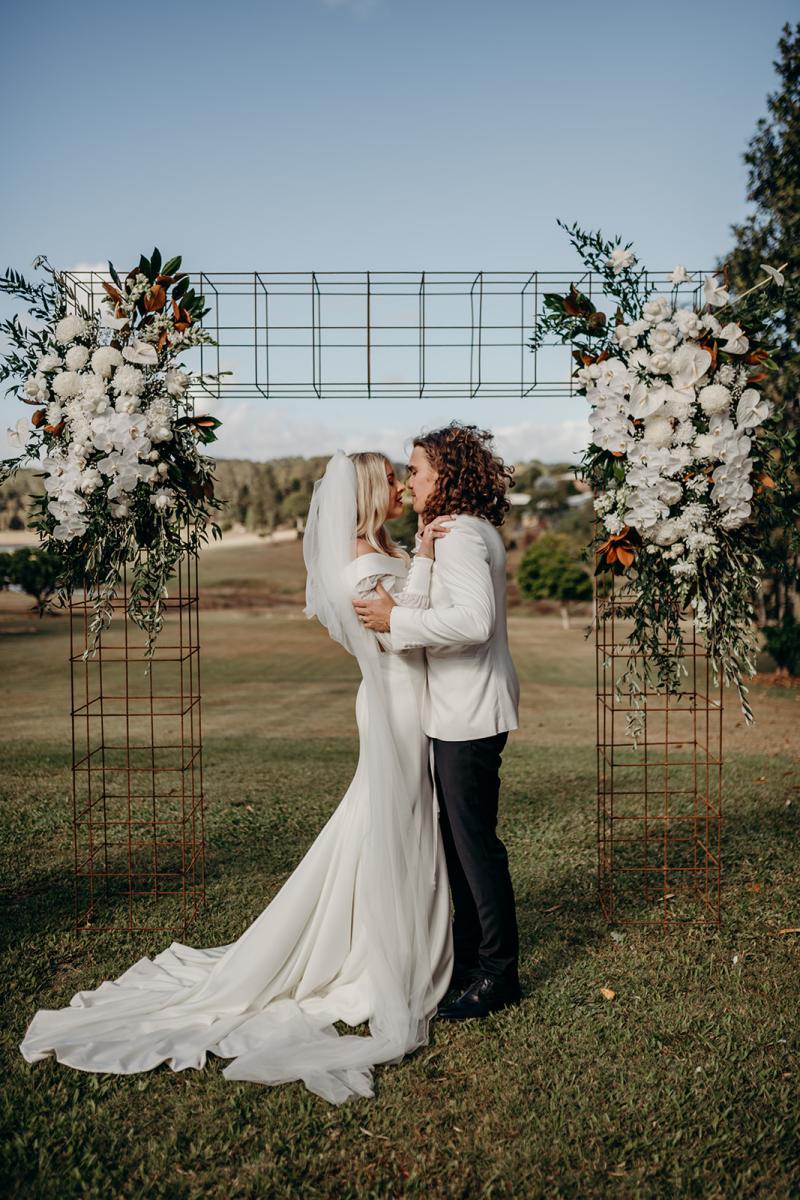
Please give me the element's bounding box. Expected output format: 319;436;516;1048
45;263;726;934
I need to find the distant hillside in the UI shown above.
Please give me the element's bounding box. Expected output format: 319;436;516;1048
0;455;581;533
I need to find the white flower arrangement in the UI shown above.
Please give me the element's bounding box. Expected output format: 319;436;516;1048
530;221;796;736
1;248;228;658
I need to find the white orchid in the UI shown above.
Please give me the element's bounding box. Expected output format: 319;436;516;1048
702;274;729;308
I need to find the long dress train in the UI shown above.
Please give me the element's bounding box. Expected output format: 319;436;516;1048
19;540;453;1104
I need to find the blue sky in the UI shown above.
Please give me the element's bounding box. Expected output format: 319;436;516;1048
1;0;793;465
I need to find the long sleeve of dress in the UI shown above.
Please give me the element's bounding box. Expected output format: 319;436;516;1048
351;553;433;653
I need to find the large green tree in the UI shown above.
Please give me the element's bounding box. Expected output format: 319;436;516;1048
717;21;800;623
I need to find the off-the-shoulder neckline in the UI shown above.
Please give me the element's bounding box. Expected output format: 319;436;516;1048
348;551;407;572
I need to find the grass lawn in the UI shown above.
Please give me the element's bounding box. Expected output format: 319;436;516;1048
1;539;798;1198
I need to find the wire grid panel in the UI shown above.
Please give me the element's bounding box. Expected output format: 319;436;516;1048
69;547;206;933
60;268;711;402
595;572;724;928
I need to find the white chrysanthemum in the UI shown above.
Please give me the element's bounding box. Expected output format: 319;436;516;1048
37;353;63;376
687;474;710;494
608;246;635;274
603;512;625;535
165;368;190;397
24;375;49;404
643;415;673;449
669;264;690;284
51;370;83;399
91;346;124;379
670;559;697;577
593;490;615;515
65;345;90;371
77;468;103;494
54;314;89;345
698;384;732;417
111;363;145;396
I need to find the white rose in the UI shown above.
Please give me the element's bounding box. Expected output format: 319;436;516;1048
643;296;672;325
673;307;704;339
698;384;732;417
24;375;49;403
55;314;89;345
613;324;638;352
648;350;674;375
91;346;124;378
649;322;677;353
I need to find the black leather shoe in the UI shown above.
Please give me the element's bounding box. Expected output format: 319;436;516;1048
447;963;481;994
436;973;522;1020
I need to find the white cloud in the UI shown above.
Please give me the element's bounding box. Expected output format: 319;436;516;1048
198;398;590;466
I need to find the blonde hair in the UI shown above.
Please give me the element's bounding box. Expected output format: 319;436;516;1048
348;452;410;564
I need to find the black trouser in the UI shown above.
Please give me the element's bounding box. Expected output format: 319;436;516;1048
432;731;519;986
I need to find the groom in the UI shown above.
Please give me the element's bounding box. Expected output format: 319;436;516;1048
353;420;521;1019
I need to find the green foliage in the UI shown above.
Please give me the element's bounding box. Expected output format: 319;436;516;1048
762;608;800;674
720;21;800;621
1;547;63;616
517;533;593;603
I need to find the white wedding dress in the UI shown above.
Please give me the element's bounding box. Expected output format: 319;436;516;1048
19;454;454;1104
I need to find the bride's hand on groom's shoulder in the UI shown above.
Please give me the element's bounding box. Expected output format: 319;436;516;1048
417;514;458;559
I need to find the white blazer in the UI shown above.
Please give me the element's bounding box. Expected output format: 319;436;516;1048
389;514;520;741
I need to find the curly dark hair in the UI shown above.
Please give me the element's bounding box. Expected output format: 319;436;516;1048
412;421;515;527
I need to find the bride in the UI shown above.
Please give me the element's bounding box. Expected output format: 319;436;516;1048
19;450;456;1104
